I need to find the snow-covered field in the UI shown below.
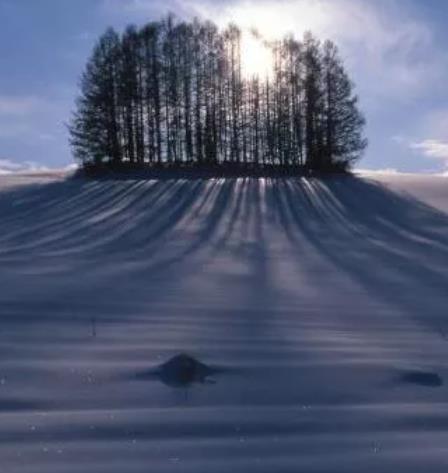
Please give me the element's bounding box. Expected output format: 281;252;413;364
1;171;448;472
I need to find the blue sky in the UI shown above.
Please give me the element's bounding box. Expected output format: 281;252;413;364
1;0;448;173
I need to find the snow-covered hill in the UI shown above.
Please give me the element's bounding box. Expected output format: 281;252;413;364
1;172;448;472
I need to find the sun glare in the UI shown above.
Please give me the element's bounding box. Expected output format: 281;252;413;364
240;32;273;79
198;1;329;79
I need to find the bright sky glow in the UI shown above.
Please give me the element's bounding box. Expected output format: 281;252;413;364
240;31;273;79
206;0;326;40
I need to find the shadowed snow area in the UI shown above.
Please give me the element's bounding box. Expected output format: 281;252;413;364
1;172;448;472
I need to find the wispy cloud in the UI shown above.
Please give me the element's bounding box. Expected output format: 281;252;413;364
355;167;401;176
393;135;448;173
410;140;448;161
101;0;445;103
229;1;440;100
0;158;49;175
0;158;77;175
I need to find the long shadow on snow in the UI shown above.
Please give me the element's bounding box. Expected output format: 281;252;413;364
0;179;210;266
271;176;448;335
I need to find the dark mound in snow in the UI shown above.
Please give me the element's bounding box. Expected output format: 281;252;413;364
400;370;443;388
137;354;218;388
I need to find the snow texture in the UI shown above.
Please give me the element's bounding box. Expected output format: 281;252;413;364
1;172;448;472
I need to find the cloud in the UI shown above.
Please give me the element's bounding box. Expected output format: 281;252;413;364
356;166;448;177
355;167;401;176
101;0;445;103
391;108;448;173
0;158;49;175
391;135;448;173
0;159;77;175
410;140;448;161
0;159;25;174
189;0;443;101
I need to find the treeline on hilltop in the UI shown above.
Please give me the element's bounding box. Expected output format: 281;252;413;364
69;15;367;175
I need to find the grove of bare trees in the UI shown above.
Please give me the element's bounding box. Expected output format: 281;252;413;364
70;15;367;173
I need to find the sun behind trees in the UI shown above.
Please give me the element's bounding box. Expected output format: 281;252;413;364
69;15;367;176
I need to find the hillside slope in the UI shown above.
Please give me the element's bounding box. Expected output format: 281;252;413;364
1;173;448;472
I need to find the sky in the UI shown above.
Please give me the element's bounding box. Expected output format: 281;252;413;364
1;0;448;174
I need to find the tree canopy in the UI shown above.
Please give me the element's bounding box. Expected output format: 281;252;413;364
70;15;367;173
